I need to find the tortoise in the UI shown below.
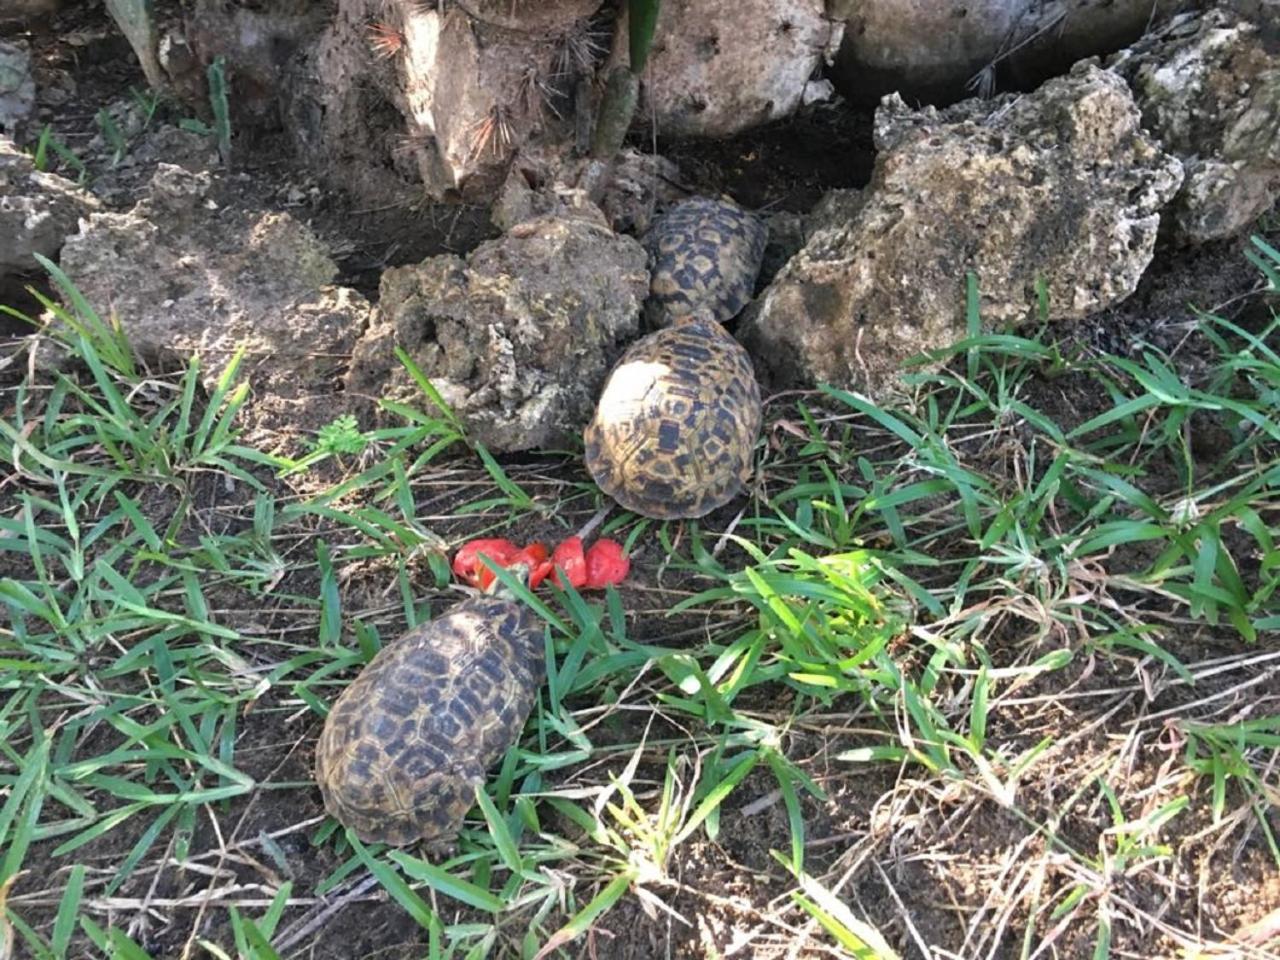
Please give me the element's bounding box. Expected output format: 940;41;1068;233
641;195;768;329
583;315;762;520
314;579;544;848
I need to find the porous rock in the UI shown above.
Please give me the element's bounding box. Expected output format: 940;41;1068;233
57;163;369;393
1110;8;1280;243
346;208;649;452
639;0;843;138
0;41;35;139
1000;0;1199;91
491;145;690;237
757;189;865;289
740;63;1184;397
82;123;220;208
0;135;99;278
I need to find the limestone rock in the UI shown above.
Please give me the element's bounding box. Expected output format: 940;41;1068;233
639;0;843;138
1110;9;1280;243
0;136;99;278
0;41;34;140
491;146;690;237
1001;0;1199;91
57;163;368;392
81;123;220;208
346;210;649;452
740;63;1184;397
757;189;864;288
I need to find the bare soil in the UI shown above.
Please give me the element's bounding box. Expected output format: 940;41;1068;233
2;4;1278;960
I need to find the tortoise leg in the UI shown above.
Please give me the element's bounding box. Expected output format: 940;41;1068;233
419;834;461;861
418;764;488;861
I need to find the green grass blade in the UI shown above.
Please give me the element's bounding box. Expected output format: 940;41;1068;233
50;863;86;959
533;868;635;960
349;837;439;929
390;852;504;913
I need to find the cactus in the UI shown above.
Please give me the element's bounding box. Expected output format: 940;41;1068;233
590;0;660;160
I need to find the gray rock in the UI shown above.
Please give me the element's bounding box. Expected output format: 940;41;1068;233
347;208;650;452
161;0;609;207
740;63;1184;397
758;190;865;288
830;0;1196;107
57;163;368;393
80;123;219;208
639;0;843;138
0;0;61;23
1110;9;1280;244
806;188;865;229
830;0;1024;106
0;135;99;278
1000;1;1200;92
0;41;35;140
491;145;690;237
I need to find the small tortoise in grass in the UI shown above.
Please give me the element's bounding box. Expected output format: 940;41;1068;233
642;195;767;328
584;316;762;520
314;582;544;848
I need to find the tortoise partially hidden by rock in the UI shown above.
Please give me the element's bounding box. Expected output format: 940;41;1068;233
642;196;767;328
584;317;762;520
314;591;544;848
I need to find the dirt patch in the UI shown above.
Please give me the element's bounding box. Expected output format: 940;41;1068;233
654;101;876;214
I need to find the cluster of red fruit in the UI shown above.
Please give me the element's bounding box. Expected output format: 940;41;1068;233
451;535;630;592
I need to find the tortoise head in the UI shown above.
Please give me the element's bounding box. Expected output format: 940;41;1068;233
481;559;531;600
665;309;720;329
450;555;532;603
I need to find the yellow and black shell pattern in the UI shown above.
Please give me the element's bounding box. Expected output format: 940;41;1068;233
583;317;762;520
642;196;767;328
314;595;544;847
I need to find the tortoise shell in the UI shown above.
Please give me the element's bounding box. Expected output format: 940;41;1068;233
583;317;762;519
314;595;544;847
642;196;767;328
